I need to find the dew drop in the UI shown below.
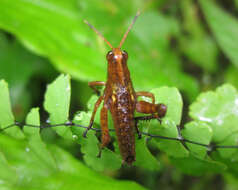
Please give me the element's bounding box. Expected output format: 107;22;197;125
74;113;82;121
217;119;223;125
198;116;212;122
46;118;50;123
72;135;78;140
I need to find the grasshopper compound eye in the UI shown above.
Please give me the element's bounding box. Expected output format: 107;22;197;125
106;50;114;60
122;50;128;60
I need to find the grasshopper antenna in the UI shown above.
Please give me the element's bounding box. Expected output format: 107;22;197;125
118;10;140;49
84;20;113;49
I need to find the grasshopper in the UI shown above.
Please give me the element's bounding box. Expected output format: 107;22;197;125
83;11;167;165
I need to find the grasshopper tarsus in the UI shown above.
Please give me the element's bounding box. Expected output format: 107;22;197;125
83;123;93;138
91;89;101;96
134;118;142;139
82;130;88;138
97;149;102;158
157;118;162;124
96;91;101;97
137;132;142;139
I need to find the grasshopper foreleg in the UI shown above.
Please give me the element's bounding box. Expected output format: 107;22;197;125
88;81;105;96
83;96;103;137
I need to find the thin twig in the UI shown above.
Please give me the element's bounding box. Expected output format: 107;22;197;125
0;121;237;152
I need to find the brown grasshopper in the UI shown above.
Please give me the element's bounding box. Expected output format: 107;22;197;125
83;11;167;165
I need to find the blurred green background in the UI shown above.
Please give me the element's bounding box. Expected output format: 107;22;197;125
1;0;238;189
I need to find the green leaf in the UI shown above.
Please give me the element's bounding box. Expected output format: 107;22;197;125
180;0;218;72
200;0;238;67
0;80;24;138
23;107;40;138
49;145;147;190
150;87;183;125
190;84;238;142
134;136;160;170
0;134;146;190
0;0;198;101
216;132;238;159
0;34;43;86
72;112;121;171
225;65;238;89
44;74;72;138
209;151;238;176
150;119;189;158
0;80;14;127
0;32;51;120
24;107;57;171
171;154;227;176
139;87;187;158
180;36;218;72
236;0;238;9
224;174;238;190
182;121;213;159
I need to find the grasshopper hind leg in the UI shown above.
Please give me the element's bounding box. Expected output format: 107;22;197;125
97;105;111;157
134;100;167;138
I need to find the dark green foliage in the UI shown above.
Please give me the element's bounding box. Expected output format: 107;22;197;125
1;76;238;189
1;0;238;189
